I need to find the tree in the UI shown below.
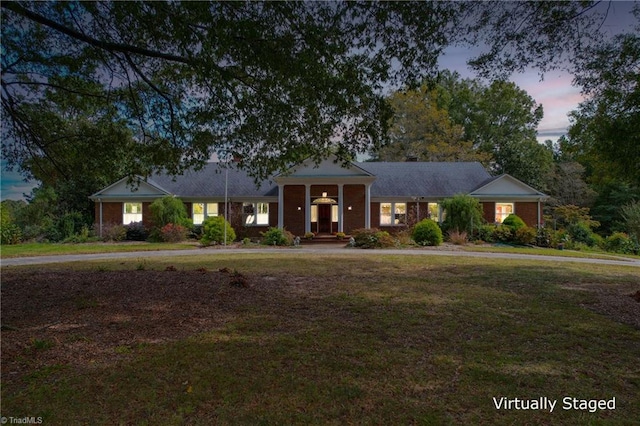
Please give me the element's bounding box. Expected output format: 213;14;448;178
374;86;488;163
2;1;612;183
441;194;483;235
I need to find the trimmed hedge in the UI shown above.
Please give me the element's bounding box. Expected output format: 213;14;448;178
412;219;443;246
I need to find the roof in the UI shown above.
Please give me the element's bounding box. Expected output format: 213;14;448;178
93;160;543;200
357;162;491;197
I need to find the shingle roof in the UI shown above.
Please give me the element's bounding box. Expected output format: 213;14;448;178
357;162;491;197
150;163;277;198
148;161;492;198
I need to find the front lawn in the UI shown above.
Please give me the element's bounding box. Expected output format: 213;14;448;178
0;241;197;258
1;254;639;424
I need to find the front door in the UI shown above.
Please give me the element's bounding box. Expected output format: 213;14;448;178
318;204;331;233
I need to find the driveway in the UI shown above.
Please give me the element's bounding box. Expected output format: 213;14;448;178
2;246;640;268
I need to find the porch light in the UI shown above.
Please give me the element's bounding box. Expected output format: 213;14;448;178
297;206;302;210
348;206;352;211
322;192;327;197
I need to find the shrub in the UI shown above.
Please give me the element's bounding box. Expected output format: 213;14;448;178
567;222;598;247
412;219;443;246
160;223;188;242
261;227;294;246
501;214;526;231
351;228;396;249
604;232;633;254
125;221;149;241
201;216;236;245
474;225;496;243
514;226;536;245
441;195;483;235
0;223;22;245
102;223;127;242
447;230;468;245
492;225;513;243
149;196;191;228
621;201;640;240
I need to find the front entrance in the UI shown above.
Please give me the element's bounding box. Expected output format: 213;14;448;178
318;204;332;233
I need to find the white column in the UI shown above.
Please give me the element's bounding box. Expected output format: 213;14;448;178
338;184;344;233
305;184;311;234
99;199;103;238
278;184;284;228
364;184;371;229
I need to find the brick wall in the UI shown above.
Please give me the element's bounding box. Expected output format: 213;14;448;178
343;185;365;233
515;202;541;227
95;202;123;226
283;185;306;236
481;202;496;224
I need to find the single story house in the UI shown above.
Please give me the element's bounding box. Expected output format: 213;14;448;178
90;156;548;238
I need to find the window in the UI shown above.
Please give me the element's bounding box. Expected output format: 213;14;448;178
380;202;406;225
123;202;142;225
428;203;440;222
192;203;218;225
496;203;514;223
243;202;269;225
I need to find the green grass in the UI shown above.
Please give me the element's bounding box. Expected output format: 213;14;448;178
459;244;640;261
2;254;639;425
0;241;197;258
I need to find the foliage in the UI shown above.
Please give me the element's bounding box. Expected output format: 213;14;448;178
567;222;599;247
621;201;640;240
604;232;638;255
589;181;640;235
101;224;127;242
159;223;188;243
125;222;149;241
200;216;236;246
493;225;514;244
149;196;191;229
2;2;611;183
304;232;315;240
351;228;396;249
412;219;443;246
514;227;537;246
447;230;467;245
474;225;496;243
375;86;488;163
501;214;526;231
261;227;294;246
551;205;600;230
568;27;640;187
441;195;483;235
1;202;22;245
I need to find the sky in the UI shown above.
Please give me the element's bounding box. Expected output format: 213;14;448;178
1;1;637;201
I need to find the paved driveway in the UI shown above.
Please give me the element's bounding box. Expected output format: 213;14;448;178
2;246;639;268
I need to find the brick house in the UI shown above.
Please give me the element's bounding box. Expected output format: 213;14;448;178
90;156;547;238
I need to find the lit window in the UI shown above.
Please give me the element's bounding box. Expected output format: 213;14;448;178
192;203;219;225
243;202;269;226
380;202;406;225
496;203;514;223
123;202;143;225
428;203;440;222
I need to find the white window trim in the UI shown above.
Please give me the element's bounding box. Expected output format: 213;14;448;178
380;202;407;226
243;202;269;226
495;203;514;223
193;202;219;225
123;202;143;225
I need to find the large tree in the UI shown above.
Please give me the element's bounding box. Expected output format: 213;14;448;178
1;1;610;183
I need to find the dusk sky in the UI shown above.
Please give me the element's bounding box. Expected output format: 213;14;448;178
1;1;637;201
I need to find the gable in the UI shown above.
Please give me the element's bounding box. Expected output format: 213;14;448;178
470;174;547;198
90;176;170;199
280;156;373;178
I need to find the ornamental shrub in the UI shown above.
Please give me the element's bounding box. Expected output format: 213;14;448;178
125;221;149;241
160;223;188;242
261;227;294;246
475;225;496;243
351;228;396;249
412;219;442;246
604;232;633;254
441;195;483;235
567;222;598;247
201;216;236;245
102;223;127;242
501;214;526;231
492;225;513;243
149;196;191;228
514;226;536;245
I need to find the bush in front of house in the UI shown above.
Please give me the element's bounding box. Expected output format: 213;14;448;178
261;227;294;246
351;228;396;249
412;219;443;246
567;222;600;247
514;226;537;245
125;221;149;241
441;194;483;235
102;223;127;242
149;196;191;228
160;223;188;242
501;214;526;231
200;216;236;245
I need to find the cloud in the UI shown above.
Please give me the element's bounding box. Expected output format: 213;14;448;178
1;168;37;201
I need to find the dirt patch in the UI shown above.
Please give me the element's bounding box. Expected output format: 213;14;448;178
560;281;640;330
